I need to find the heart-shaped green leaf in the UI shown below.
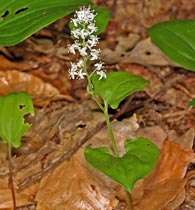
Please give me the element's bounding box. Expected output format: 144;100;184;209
0;0;93;46
91;71;149;109
85;137;160;192
0;92;34;148
148;20;195;71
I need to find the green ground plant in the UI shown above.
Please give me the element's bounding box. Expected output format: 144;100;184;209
0;1;160;209
148;20;195;106
0;92;34;210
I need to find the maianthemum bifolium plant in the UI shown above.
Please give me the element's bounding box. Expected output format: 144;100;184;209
0;1;160;209
68;6;160;209
0;92;34;210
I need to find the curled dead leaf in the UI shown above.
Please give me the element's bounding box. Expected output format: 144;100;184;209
135;140;195;210
0;70;69;106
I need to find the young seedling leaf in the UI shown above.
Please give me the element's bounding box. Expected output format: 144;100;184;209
0;92;34;148
91;71;149;109
148;20;195;71
188;99;195;107
0;0;93;46
85;137;160;192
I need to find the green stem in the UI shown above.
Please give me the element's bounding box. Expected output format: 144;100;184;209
8;143;16;210
83;57;104;112
103;101;119;157
83;55;118;156
104;103;134;209
125;190;133;210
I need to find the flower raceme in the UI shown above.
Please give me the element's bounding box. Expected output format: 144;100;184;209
68;6;106;80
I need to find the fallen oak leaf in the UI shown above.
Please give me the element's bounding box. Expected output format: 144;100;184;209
136;140;195;210
164;170;195;210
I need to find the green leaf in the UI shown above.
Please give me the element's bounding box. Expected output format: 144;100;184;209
188;99;195;107
0;0;93;46
85;137;160;192
0;92;34;148
94;7;110;35
91;71;149;109
148;20;195;71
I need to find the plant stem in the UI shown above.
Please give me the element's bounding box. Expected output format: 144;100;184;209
104;101;133;209
83;57;104;112
8;143;16;210
103;101;119;157
125;190;133;210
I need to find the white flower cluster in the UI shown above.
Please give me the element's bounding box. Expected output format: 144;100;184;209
68;6;106;80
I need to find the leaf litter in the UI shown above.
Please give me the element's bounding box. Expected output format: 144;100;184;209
1;0;195;209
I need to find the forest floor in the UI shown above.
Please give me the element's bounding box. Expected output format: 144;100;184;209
0;0;195;209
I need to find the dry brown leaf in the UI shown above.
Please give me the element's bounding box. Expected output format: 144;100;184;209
0;177;38;209
144;0;161;18
122;64;164;97
101;38;177;66
35;149;118;210
135;140;195;210
136;126;167;149
173;128;195;150
31;70;71;95
115;34;140;52
0;70;67;106
0;55;28;71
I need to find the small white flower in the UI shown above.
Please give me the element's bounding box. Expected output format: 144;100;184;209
80;29;90;39
94;62;104;71
77;59;84;68
69;62;78;79
87;23;98;34
75;10;86;22
68;40;80;54
77;69;87;79
79;46;88;56
71;18;78;27
90;48;100;60
96;70;107;80
87;35;99;48
71;28;81;39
